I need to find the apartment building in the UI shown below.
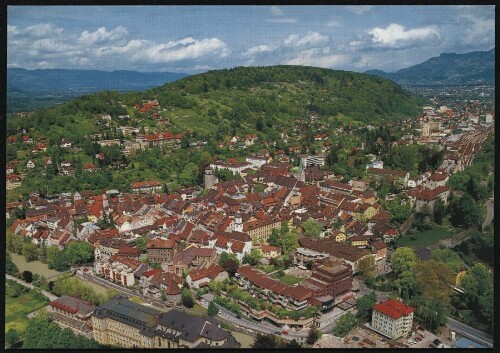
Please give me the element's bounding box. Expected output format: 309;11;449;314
371;299;414;339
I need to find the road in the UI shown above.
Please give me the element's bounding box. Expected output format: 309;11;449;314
6;274;58;301
200;294;308;342
481;197;494;231
446;316;493;348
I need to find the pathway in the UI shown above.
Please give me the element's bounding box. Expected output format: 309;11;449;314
6;274;58;301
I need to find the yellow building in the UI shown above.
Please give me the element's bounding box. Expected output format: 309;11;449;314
92;296;239;349
244;218;281;244
330;230;347;242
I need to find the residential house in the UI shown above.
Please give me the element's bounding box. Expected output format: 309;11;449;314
186;264;227;289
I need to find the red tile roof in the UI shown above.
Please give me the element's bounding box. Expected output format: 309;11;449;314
373;299;414;319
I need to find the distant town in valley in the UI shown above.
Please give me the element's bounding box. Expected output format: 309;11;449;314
6;5;494;350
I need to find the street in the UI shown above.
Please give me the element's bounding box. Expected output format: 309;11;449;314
6;274;58;301
481;196;494;231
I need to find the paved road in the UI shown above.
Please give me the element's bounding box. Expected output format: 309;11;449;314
446;316;493;348
6;274;58;301
200;295;308;342
481;197;494;231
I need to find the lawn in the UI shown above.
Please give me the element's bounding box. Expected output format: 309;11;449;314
277;275;304;285
183;303;208;318
232;331;255;348
8;251;63;279
5;282;49;333
396;224;461;248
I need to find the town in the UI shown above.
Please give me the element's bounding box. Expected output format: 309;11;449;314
5;77;494;349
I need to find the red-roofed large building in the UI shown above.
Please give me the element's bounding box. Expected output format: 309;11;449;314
49;295;95;332
236;265;314;312
371;299;414;338
146;237;178;264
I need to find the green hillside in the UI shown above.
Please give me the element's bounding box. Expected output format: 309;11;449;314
8;66;426;143
148;65;425;137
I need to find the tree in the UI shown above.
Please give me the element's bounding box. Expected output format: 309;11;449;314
242;249;263;266
431;248;465;274
282;230;299;256
395;270;416;300
333;311;358;337
221;258;239;276
306;327;322;345
135;236;148;252
466;175;481;201
433;198;445;225
252;333;278;349
357;255;376;278
448;193;480;229
22;270;33;283
6;253;19;275
391;247;417;274
22;242;39;262
208;301;218;316
268;228;282;247
460;263;493;324
414;259;454;307
301;218;324;238
181;288;195;308
356;291;377;322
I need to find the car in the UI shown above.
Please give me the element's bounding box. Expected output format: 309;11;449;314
236;314;241;319
218;309;222;314
274;331;282;336
433;339;441;345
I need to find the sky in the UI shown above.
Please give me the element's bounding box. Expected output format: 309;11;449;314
7;5;495;74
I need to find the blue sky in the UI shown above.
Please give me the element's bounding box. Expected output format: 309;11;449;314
7;5;495;73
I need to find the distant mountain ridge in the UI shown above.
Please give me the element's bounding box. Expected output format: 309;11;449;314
7;68;188;93
365;49;495;86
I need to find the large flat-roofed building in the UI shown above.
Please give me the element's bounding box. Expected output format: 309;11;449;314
371;299;414;339
92;296;239;349
303;257;353;312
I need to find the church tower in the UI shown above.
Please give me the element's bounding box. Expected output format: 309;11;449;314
204;167;216;190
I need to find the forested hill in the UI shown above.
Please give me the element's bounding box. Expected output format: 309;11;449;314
365;49;495;86
8;66;427;145
146;65;426;130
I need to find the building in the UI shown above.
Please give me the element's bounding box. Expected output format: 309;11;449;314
94;255;148;287
92;296;239;348
371;299;414;339
130;180;163;194
302;257;354;312
204;167;217;190
49;295;94;333
243;216;281;244
300;155;326;168
146;237;178;264
236;265;313;311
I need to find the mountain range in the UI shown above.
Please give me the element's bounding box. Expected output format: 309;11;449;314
7;68;188;94
365;49;495;86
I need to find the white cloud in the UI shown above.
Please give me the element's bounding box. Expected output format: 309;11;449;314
270;6;284;16
285;48;350;68
265;18;297;24
327;20;341;28
242;44;275;57
78;26;128;45
344;6;374;15
141;37;230;63
368;23;440;48
8;23;64;38
283;32;329;48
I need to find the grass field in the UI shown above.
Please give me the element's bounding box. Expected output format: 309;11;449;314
8;251;63;279
183;303;208;318
232;331;255;348
5;282;49;333
396;224;461;248
277;275;304;285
